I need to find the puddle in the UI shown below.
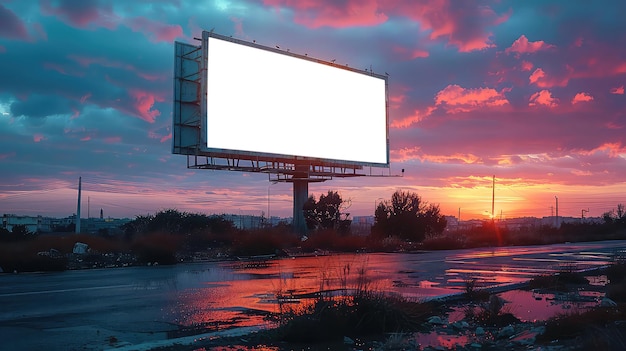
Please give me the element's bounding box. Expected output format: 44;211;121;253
414;331;471;350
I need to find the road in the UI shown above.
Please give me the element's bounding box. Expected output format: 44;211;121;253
1;239;625;350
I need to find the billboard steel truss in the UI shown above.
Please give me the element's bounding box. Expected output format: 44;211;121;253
173;32;387;181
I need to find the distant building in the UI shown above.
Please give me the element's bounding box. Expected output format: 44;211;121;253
82;217;132;235
1;213;131;235
2;214;51;233
351;215;374;235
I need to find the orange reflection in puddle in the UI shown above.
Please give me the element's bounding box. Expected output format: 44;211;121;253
414;331;470;350
447;289;604;324
498;289;602;322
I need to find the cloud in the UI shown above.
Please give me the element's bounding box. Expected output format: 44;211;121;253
571;92;593;104
10;95;77;119
391;45;429;60
529;68;570;88
610;85;624;94
434;85;509;113
391;106;435;128
577;142;625;158
33;133;46;142
40;0;117;29
394;0;508;52
128;90;164;123
520;61;533;71
0;4;30;40
529;90;558;107
263;0;388;28
505;35;555;55
125;17;183;43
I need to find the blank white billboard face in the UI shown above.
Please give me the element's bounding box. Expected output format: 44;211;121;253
206;36;388;165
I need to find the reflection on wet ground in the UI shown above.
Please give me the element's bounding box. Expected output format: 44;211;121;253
168;240;626;333
6;241;623;350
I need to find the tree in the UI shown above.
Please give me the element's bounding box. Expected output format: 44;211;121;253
303;190;351;233
372;190;447;242
0;224;34;242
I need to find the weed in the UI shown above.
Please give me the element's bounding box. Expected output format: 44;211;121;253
537;306;626;343
274;258;435;343
463;277;489;301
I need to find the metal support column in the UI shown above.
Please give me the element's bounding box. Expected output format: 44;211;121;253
292;164;309;235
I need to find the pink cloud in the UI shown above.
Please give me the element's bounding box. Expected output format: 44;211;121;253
420;153;481;164
391;106;435;128
529;90;558;107
263;0;388;28
610;85;624;95
394;0;508;52
529;67;570;88
391;45;429;60
505;35;555;55
263;0;506;52
40;0;117;29
435;84;509;113
160;133;172;143
520;61;533;71
104;137;121;144
125;17;183;43
231;17;245;37
573;37;584;48
577;142;626;158
81;136;91;141
0;4;30;40
571;92;593;104
33;134;45;142
80;93;92;104
71;108;80;119
390;146;421;163
129;90;164;123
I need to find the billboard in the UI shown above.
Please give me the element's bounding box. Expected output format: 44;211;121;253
174;32;389;167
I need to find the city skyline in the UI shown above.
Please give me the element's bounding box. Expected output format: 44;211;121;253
1;1;625;221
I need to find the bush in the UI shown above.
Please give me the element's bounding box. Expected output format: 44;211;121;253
231;229;299;257
537;306;626;343
422;235;465;250
278;292;435;342
131;232;181;264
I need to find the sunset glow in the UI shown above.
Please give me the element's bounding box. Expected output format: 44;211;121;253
0;1;624;221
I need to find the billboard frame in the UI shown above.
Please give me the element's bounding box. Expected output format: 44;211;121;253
173;31;390;173
173;31;392;233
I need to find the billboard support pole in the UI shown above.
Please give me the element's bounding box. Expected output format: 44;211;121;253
292;164;309;235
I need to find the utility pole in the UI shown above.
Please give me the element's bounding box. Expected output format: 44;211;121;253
582;208;589;222
491;175;495;222
555;196;559;228
76;177;82;234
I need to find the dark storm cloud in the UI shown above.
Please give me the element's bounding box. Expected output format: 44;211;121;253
0;3;29;40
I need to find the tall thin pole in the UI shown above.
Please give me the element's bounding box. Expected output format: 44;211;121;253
491;175;495;221
555;196;559;228
76;177;82;234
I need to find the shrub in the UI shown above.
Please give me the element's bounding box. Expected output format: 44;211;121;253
537;306;626;343
277;292;434;342
131;232;181;264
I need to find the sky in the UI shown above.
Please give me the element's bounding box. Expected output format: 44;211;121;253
1;0;625;221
